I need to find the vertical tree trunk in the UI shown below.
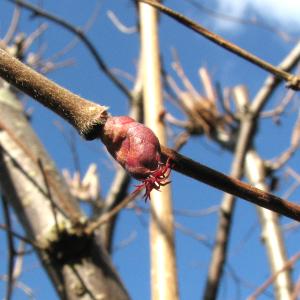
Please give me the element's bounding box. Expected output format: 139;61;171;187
245;150;293;300
139;2;179;300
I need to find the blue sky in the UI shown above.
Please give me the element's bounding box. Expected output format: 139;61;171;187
1;1;300;299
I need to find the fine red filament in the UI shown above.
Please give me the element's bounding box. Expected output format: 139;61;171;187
134;158;172;202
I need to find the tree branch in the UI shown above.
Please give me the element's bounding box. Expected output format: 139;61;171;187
9;0;132;98
161;146;300;221
0;48;108;140
2;197;16;300
1;47;300;222
138;0;300;90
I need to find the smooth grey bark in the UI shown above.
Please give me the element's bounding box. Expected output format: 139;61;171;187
0;80;130;300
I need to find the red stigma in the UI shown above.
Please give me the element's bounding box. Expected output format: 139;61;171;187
134;158;172;202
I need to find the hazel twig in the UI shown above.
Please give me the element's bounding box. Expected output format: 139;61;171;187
1;47;300;222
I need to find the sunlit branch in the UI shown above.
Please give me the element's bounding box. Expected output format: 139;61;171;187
1;47;300;222
138;0;300;90
0;48;108;140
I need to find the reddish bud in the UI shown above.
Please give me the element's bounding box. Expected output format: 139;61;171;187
100;116;171;201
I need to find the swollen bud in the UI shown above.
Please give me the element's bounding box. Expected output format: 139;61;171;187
100;116;171;201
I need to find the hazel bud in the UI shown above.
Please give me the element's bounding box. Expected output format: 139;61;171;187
100;116;171;200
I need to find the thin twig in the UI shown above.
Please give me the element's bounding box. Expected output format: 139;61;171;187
186;0;292;42
9;0;131;98
21;23;48;53
107;10;137;34
138;0;300;90
204;86;254;300
3;5;21;44
0;275;35;300
260;89;296;118
173;205;219;217
2;196;16;300
85;189;141;234
0;224;38;247
43;0;102;65
247;252;300;300
175;221;212;248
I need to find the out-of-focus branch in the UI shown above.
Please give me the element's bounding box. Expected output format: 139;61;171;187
260;89;295;119
251;41;300;114
186;0;292;42
0;224;37;246
85;189;142;235
247;251;300;300
266;115;300;171
2;197;16;300
292;276;300;300
245;150;293;300
41;1;102;71
97;168;131;251
139;1;179;299
3;5;21;44
175;222;212;248
107;10;137;34
137;0;300;90
0;275;34;300
9;0;132;98
204;86;254;300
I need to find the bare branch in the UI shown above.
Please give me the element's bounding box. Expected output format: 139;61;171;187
245;149;293;299
107;10;137;34
251;41;300;114
2;46;300;222
247;252;300;300
0;275;35;300
175;221;212;248
138;0;300;90
186;0;293;42
21;23;48;53
85;189;142;234
0;48;108;140
0;224;38;246
266;114;300;171
45;0;102;64
2;197;16;300
10;0;132;98
204;86;254;300
3;5;21;44
260;89;296;119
